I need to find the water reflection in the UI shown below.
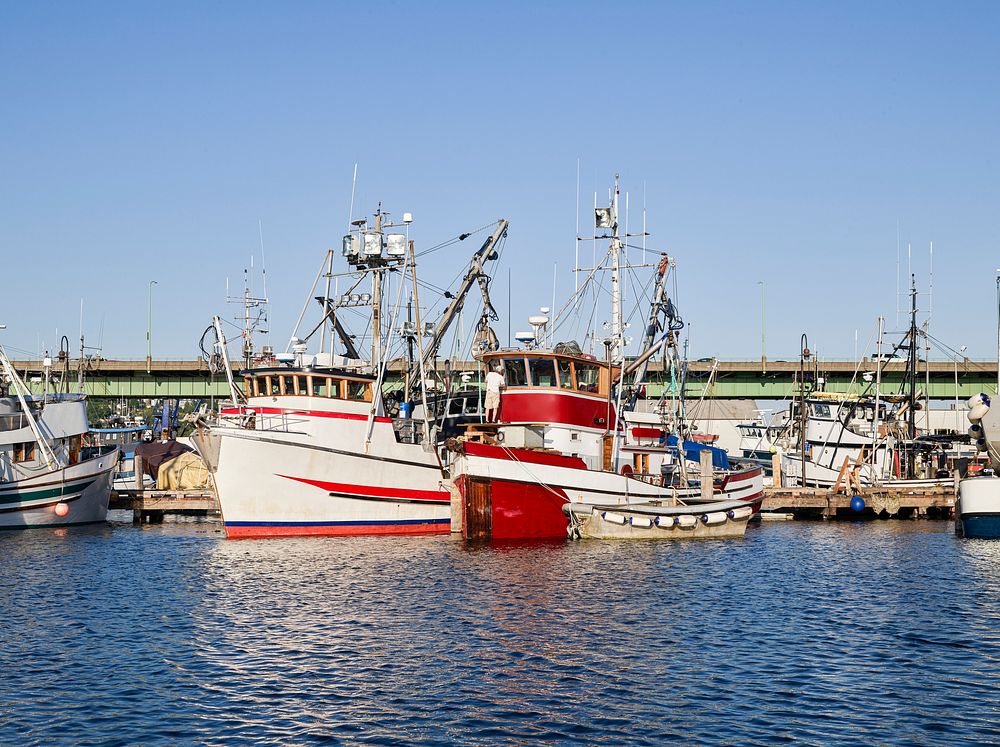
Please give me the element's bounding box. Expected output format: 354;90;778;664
2;520;1000;744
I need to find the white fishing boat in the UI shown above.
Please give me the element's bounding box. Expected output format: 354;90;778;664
193;208;509;538
0;345;118;529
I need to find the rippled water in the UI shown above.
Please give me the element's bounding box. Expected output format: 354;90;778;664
2;518;1000;746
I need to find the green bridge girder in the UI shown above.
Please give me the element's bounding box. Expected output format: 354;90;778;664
10;358;999;401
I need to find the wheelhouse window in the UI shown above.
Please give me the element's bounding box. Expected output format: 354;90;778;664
347;381;371;401
268;376;281;396
13;442;35;463
310;376;329;397
527;358;557;387
557;360;573;389
502;358;528;387
279;376;295;396
575;362;600;393
812;404;831;419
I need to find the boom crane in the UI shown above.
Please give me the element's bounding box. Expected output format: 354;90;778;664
405;219;508;400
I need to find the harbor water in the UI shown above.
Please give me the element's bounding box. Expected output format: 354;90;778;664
2;519;999;745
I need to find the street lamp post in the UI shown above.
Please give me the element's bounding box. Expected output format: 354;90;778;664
147;280;158;374
758;280;766;372
956;345;967;433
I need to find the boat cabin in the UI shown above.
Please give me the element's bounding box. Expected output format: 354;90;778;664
480;351;609;397
242;368;374;403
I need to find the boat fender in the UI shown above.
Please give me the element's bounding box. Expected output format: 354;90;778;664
969;423;985;439
676;514;698;529
968;393;992;409
727;506;753;521
655;515;675;528
54;502;70;517
976;437;989;452
701;511;727;525
968;404;990;423
601;511;628;525
630;516;653;528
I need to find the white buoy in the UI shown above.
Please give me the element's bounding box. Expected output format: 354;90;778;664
968;394;989;409
968;404;990;422
969;423;985;439
701;512;727;525
601;511;628;525
630;516;653;528
728;506;754;520
977;437;989;452
676;514;698;528
655;516;675;528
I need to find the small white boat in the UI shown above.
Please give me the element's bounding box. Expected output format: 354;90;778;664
956;476;1000;538
957;393;1000;538
0;346;118;529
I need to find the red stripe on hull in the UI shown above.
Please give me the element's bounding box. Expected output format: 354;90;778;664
277;474;449;502
461;441;588;470
221;406;391;423
225;523;449;539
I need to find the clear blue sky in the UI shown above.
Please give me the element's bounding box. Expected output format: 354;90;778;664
2;1;998;362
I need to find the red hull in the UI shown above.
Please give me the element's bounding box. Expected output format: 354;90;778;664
458;474;569;540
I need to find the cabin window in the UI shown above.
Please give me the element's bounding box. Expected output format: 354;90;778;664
813;404;831;418
311;376;328;397
13;442;35;463
465;396;480;415
557;360;573;389
329;379;344;399
449;400;464;416
502;358;528;387
575;362;600;393
527;358;557;387
347;381;370;401
279;376;295;396
268;377;280;396
295;376;309;395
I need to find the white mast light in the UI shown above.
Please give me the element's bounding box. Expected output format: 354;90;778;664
363;231;384;257
386;233;407;256
342;234;360;258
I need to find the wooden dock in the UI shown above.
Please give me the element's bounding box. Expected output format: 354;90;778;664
110;490;220;523
762;484;956;518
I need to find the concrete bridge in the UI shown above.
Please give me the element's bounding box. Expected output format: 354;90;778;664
9;357;998;401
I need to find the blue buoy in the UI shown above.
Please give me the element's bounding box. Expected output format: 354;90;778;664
850;495;865;513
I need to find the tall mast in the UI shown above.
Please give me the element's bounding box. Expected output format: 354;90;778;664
907;274;917;478
371;208;384;371
610;174;623;361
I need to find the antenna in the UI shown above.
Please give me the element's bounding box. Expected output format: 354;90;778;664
928;240;933;323
895;220;900;329
574;158;580;293
348;163;358;227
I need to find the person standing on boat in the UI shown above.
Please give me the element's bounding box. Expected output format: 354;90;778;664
485;364;506;423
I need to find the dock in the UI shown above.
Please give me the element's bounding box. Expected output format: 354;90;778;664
110;489;220;523
761;484;956;518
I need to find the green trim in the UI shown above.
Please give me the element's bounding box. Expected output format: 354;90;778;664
0;479;97;505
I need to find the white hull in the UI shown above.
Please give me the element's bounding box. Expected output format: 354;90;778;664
202;410;450;538
0;449;118;529
957;476;1000;538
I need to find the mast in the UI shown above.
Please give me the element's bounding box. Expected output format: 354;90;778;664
873;315;883;476
610;175;623;361
906;274;918;479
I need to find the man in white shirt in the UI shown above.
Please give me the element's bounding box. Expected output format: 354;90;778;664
484;364;506;423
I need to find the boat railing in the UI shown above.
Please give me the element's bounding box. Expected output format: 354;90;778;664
217;409;309;434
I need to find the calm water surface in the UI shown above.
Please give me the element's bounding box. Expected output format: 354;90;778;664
1;518;999;746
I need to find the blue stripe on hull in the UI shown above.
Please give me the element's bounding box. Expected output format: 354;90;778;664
960;514;1000;539
226;518;451;527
